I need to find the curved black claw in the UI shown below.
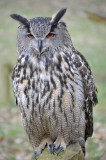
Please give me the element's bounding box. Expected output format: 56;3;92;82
57;146;64;156
33;151;38;160
49;143;56;154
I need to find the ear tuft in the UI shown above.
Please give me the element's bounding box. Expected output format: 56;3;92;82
10;14;29;27
51;8;67;25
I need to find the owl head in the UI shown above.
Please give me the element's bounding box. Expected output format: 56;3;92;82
10;8;72;57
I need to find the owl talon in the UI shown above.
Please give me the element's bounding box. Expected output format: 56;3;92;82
49;143;56;154
57;146;64;156
33;151;40;159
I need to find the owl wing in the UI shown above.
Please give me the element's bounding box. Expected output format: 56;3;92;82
72;48;98;140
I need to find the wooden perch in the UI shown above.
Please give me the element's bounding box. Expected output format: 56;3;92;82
33;143;84;160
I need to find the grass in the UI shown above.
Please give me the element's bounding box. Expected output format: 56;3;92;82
0;0;106;159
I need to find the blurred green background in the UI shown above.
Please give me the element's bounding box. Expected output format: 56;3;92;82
0;0;106;160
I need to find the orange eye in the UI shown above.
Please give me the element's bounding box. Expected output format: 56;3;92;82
46;33;55;38
27;34;34;39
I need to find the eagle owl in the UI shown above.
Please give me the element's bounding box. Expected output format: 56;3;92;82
10;8;98;159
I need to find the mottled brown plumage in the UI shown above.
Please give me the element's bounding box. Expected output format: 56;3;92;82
11;8;98;159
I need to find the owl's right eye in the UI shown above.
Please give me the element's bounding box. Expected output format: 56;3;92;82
27;34;34;39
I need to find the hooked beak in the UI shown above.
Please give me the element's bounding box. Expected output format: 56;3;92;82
38;39;43;53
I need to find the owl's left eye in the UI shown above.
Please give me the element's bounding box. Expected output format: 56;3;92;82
27;34;34;39
46;33;55;38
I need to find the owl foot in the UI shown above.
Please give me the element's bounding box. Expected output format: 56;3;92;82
79;137;85;155
49;143;65;155
57;146;64;155
33;137;52;159
33;151;40;159
53;135;66;155
50;135;66;156
49;143;56;154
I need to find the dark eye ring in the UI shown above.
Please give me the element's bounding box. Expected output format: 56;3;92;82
46;33;55;38
27;34;34;39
